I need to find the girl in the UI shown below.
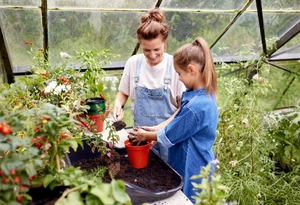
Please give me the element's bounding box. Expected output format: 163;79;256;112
128;37;218;202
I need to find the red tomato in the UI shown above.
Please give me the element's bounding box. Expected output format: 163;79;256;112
1;126;11;135
29;175;37;181
33;126;39;133
40;116;50;121
60;133;69;139
2;177;10;184
9;169;16;176
35;142;42;149
20;184;26;192
13;176;21;183
0;170;4;177
0;122;3;131
16;195;23;202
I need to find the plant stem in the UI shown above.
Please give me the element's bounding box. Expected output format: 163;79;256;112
55;184;86;205
54;141;60;170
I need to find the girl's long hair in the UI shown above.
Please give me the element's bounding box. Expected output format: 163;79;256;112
173;37;217;98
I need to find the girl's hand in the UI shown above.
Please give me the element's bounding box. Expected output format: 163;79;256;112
128;128;147;145
137;126;157;132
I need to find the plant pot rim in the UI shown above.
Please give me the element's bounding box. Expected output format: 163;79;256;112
86;97;106;105
124;139;151;148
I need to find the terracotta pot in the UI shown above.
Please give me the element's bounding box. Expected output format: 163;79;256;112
86;106;110;133
124;139;151;169
87;114;105;132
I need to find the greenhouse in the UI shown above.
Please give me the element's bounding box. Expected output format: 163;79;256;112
0;0;299;204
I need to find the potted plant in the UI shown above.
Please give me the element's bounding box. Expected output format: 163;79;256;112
76;49;115;133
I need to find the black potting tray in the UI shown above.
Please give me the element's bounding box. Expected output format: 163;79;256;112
28;186;68;205
65;139;183;205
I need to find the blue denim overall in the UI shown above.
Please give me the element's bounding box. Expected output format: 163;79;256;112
134;54;176;161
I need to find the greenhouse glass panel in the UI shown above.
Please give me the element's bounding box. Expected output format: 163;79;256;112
164;11;234;54
48;10;141;64
259;61;300;109
0;8;43;69
261;0;300;10
264;13;300;43
161;0;247;10
47;0;156;9
211;11;262;61
272;33;300;59
0;0;39;6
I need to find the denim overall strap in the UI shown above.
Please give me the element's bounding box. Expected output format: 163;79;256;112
134;54;143;84
164;55;172;86
133;54;175;161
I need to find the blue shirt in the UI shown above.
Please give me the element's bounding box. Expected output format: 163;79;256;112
156;87;218;202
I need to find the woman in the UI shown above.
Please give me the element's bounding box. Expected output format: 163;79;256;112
113;8;185;160
128;37;218;203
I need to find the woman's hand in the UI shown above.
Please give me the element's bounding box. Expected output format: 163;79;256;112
113;100;124;121
113;92;128;121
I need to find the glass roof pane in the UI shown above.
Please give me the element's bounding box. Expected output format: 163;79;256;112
0;8;43;69
262;0;300;10
260;61;300;109
211;11;262;61
264;13;300;40
48;0;156;9
0;0;39;6
161;0;247;10
165;11;234;54
271;33;300;59
48;10;140;64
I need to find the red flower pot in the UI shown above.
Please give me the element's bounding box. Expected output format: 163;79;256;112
124;139;151;169
87;114;104;132
85;107;110;133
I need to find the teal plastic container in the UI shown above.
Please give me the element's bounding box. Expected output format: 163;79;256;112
86;97;106;115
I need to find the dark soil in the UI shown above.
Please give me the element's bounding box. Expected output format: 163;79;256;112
73;149;120;177
73;150;179;193
112;120;127;131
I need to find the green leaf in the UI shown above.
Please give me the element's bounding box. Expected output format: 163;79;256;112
43;174;56;187
60;191;84;205
85;194;103;205
111;179;130;204
1;190;13;201
67;139;79;151
25;162;38;177
0;143;11;151
90;184;114;205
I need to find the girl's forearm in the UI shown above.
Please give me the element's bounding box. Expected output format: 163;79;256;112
146;132;157;141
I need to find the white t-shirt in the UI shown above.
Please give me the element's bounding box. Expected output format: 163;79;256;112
118;53;186;114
